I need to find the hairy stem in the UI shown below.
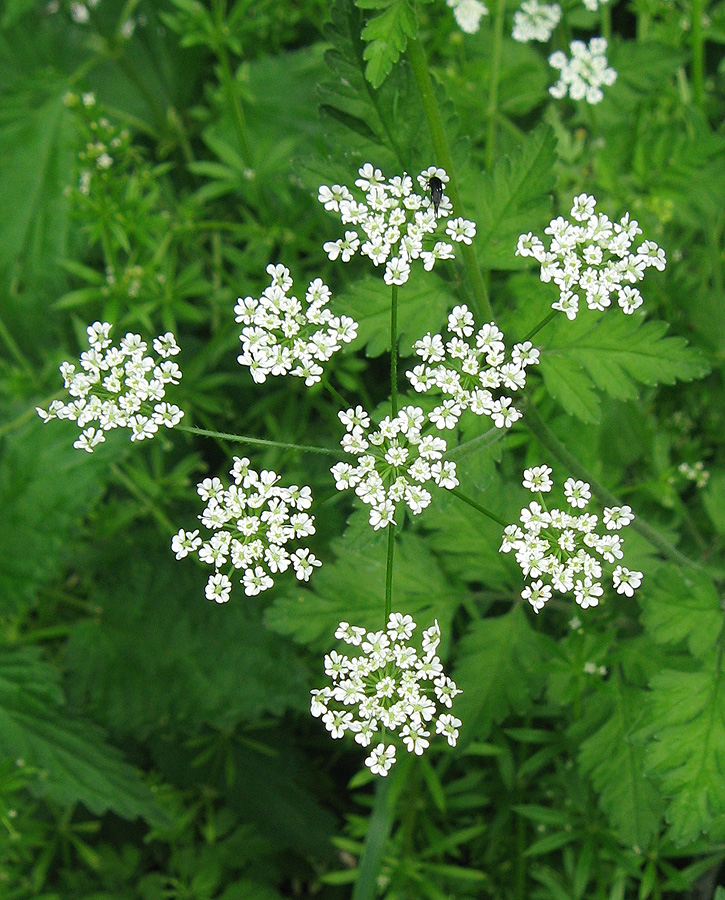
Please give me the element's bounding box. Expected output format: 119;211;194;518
385;521;396;623
407;38;493;321
450;488;508;527
177;424;338;455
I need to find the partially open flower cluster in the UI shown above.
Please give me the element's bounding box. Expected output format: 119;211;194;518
171;457;320;602
318;164;477;286
549;38;617;105
311;613;462;776
516;194;666;319
37;322;183;452
500;465;643;613
447;0;489;33
407;304;540;431
512;0;561;42
330;406;459;531
235;264;358;386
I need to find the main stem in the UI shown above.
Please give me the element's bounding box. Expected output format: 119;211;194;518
385;282;400;623
407;39;493;322
351;775;395;900
212;1;253;166
177;424;338;455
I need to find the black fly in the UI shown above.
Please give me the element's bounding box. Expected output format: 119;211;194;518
427;176;444;218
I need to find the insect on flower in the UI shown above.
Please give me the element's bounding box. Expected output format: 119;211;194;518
427;175;445;218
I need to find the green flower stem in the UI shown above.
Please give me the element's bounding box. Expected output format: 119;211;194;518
321;376;352;414
523;403;725;578
391;284;399;417
110;463;177;534
691;0;705;109
407;38;493;322
384;520;396;624
521;310;559;343
449;488;508;528
351;773;396;900
212;1;252;166
485;0;506;172
176;424;338;456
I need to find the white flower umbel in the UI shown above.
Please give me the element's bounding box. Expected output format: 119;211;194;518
330;405;459;531
36;321;184;452
318;164;476;286
172;457;320;602
500;467;643;612
311;613;462;775
548;37;617;105
406;304;540;432
235;264;358;386
447;0;489;34
512;0;561;43
516;194;666;319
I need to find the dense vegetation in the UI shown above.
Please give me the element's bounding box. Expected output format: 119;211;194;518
1;0;724;898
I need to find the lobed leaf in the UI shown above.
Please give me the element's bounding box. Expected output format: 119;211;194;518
538;313;710;423
577;675;664;849
0;646;165;824
358;0;417;88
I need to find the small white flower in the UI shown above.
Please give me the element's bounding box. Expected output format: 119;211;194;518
612;565;643;597
365;742;396;776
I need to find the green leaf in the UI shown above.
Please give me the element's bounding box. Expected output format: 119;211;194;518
0;74;75;303
642;665;725;846
0;418;117;616
337;268;451;357
358;0;417;88
65;534;309;737
470;126;556;271
577;676;664;849
0;0;37;28
640;565;723;661
265;525;461;649
453;608;548;743
538;313;710;424
702;473;725;535
0;646;165;824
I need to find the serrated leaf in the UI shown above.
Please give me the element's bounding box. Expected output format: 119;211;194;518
453;608;548;744
265;526;461;649
577;676;664;849
337;268;451;357
358;0;417;88
640;565;722;660
538;313;710;423
470;126;556;271
642;665;725;846
0;646;165;824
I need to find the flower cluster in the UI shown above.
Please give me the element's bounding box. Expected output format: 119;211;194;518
406;304;540;431
318;164;477;286
235;264;358;386
171;457;320;603
516;194;666;319
677;461;709;489
549;38;617;105
330;406;459;531
582;0;609;9
311;613;462;776
36;322;183;452
447;0;489;33
512;0;561;43
500;465;643;613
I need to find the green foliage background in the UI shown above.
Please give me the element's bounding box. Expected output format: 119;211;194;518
1;0;724;897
